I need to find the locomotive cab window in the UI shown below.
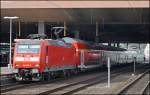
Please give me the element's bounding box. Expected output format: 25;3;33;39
17;44;40;53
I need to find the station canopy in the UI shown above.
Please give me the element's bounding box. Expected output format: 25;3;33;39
1;0;149;42
1;0;149;24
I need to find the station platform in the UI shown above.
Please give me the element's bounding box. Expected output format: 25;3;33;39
0;67;13;76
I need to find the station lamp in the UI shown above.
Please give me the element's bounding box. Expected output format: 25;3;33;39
3;16;19;69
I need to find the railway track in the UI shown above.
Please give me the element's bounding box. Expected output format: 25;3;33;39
1;81;36;93
0;74;15;86
0;76;70;93
1;64;148;95
116;69;150;95
0;68;103;93
1;64;132;94
0;82;19;88
38;71;123;95
37;64;148;95
143;81;150;95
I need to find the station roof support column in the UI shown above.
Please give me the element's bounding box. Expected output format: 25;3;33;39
95;22;99;43
64;22;67;37
38;21;45;34
18;21;21;37
75;30;80;39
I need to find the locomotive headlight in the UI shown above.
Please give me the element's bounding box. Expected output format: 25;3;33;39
34;64;40;67
15;64;20;67
32;69;39;73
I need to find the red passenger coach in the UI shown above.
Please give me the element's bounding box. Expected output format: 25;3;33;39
62;37;101;69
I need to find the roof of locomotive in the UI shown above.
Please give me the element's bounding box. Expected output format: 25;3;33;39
15;39;58;45
62;37;86;44
15;39;42;44
15;39;72;48
15;37;88;45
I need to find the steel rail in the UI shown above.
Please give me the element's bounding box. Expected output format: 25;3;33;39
0;82;19;88
37;64;144;95
0;77;68;93
140;81;150;95
61;66;149;95
0;68;105;93
0;64;127;93
1;64;148;94
116;69;150;95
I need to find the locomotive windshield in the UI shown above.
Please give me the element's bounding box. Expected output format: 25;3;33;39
17;44;40;53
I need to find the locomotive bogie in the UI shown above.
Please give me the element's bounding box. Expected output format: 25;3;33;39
14;68;40;81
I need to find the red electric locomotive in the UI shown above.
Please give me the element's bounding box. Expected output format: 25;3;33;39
13;37;101;81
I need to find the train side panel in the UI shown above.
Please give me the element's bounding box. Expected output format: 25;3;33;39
47;46;76;71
